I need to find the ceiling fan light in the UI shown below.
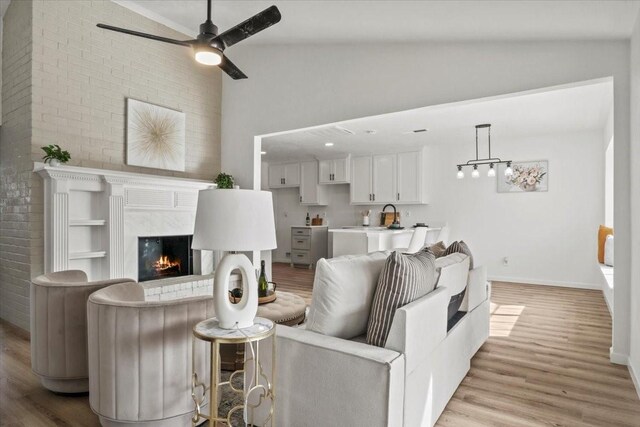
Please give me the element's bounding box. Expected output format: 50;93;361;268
194;46;222;66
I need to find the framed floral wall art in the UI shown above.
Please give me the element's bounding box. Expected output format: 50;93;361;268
497;160;548;193
126;98;186;172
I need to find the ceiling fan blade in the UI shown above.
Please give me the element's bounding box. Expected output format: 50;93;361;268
215;5;281;49
97;24;193;47
219;55;247;80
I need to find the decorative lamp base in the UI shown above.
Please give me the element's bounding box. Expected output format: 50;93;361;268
214;253;258;329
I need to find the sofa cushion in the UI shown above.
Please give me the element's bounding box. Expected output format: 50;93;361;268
443;241;474;269
604;234;614;267
435;253;471;321
598;225;614;264
428;241;447;257
306;251;389;339
366;250;438;347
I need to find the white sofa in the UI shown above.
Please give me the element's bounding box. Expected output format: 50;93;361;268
250;251;490;426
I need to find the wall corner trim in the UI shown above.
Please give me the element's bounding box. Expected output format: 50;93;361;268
628;359;640;400
609;347;629;365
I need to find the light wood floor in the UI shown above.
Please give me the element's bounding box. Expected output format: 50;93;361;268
1;265;639;426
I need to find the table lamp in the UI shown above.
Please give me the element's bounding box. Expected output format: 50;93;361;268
192;189;276;329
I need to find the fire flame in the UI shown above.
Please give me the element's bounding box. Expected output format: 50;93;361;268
154;255;180;272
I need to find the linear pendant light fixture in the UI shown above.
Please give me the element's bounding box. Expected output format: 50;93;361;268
456;124;513;179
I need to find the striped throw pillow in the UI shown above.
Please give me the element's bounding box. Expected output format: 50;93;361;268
443;240;474;269
366;250;439;347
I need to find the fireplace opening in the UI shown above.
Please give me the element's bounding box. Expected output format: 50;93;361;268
138;235;193;282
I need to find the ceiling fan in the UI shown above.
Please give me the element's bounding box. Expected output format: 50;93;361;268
97;0;281;80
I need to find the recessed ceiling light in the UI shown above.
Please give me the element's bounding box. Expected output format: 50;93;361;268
403;128;429;134
261;151;267;155
325;142;334;147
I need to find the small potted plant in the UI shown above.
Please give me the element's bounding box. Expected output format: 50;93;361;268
41;144;71;167
214;172;235;189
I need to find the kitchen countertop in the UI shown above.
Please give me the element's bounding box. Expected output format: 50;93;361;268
292;225;328;228
329;227;415;234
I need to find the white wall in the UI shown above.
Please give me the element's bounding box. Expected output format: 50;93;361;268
628;9;640;395
267;130;604;288
604;107;614;227
221;40;632;361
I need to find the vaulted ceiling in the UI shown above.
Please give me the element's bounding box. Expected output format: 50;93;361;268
116;0;640;44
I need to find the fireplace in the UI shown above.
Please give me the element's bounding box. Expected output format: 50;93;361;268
138;235;193;282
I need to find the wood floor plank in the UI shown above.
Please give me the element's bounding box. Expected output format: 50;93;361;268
1;271;639;426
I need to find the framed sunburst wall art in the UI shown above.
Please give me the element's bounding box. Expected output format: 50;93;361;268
126;98;186;172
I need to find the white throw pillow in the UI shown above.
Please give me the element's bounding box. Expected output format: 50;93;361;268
306;251;389;339
604;234;614;267
434;252;470;297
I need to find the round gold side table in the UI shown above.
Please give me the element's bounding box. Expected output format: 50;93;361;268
191;317;275;427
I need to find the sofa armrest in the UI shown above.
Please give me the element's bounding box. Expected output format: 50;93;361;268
384;286;449;374
460;265;488;312
251;325;405;427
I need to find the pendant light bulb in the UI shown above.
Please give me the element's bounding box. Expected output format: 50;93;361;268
456;166;464;179
471;165;480;179
487;163;496;177
504;162;513;178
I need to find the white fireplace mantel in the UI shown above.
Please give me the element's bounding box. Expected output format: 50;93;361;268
34;162;215;281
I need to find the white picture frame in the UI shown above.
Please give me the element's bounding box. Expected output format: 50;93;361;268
126;98;186;172
497;160;548;193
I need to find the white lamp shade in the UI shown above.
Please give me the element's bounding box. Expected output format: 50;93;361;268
192;189;277;252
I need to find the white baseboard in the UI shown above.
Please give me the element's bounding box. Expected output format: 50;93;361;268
629;360;640;400
610;347;629;365
488;275;600;290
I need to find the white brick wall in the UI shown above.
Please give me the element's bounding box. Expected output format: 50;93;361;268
0;0;222;330
0;0;34;330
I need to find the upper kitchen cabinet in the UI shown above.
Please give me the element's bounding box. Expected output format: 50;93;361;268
268;162;301;188
351;156;372;204
372;154;396;203
397;151;421;203
319;156;351;184
351;150;427;205
299;161;328;205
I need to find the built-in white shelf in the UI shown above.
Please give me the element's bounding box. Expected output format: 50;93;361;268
69;251;107;260
34;162;215;280
69;219;106;226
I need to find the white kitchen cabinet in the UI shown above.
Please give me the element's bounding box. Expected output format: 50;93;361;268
397;151;421;203
332;157;349;183
319;156;350;184
351;156;372;204
372;154;397;203
284;163;300;186
268;162;300;188
299;161;328;205
350;150;426;205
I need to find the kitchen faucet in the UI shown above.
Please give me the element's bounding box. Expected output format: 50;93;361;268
382;204;401;229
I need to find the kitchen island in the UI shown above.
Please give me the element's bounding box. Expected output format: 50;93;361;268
329;226;441;257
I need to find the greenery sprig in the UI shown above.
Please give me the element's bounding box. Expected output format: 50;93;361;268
214;172;234;189
41;145;71;164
